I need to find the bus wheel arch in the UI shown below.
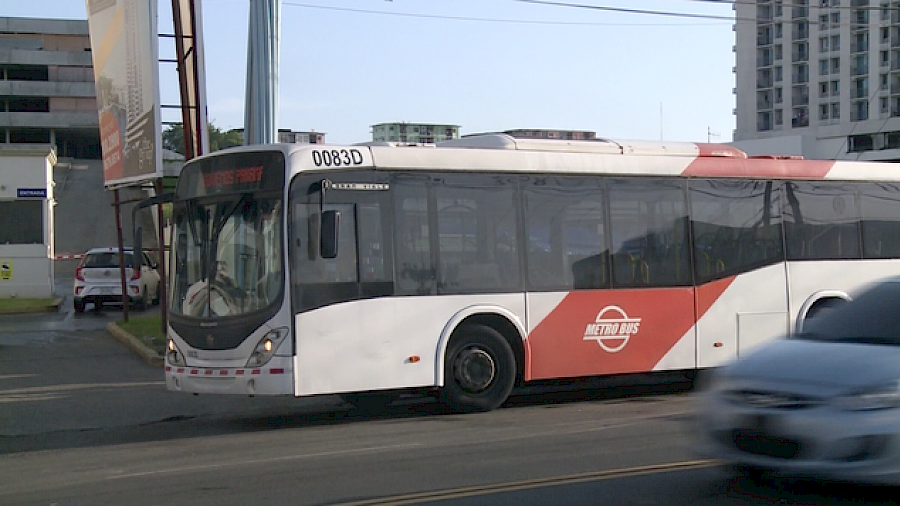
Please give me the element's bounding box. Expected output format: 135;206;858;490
439;314;523;412
796;291;851;333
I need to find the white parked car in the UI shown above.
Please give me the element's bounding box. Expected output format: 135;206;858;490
73;247;161;312
695;277;900;485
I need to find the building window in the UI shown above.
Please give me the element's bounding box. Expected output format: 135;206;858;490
849;134;875;152
832;57;841;73
793;107;810;127
758;111;773;131
832;34;841;51
852;77;869;99
852;100;869;121
0;201;42;244
820;103;830;120
832;102;841;119
820;59;830;75
832;80;840;96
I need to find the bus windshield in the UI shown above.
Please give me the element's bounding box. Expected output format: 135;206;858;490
170;194;283;318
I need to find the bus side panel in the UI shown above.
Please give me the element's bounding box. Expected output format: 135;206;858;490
526;288;695;380
694;264;789;369
293;294;526;396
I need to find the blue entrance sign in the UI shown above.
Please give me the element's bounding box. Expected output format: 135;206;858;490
17;188;47;198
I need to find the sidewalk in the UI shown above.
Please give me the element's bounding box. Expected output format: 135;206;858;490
107;321;165;368
0;298;63;315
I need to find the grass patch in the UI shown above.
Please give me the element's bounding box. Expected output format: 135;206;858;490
117;314;166;354
0;298;57;311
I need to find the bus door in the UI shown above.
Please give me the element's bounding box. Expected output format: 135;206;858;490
690;180;789;368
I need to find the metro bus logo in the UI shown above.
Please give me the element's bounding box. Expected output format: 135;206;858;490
583;305;642;353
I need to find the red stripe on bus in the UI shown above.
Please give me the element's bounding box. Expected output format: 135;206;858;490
682;156;835;179
526;280;735;380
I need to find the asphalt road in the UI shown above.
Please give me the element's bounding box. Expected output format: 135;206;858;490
3;305;900;505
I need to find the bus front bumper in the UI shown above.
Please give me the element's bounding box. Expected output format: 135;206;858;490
165;356;294;395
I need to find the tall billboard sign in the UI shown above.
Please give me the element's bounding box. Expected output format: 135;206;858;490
85;0;163;187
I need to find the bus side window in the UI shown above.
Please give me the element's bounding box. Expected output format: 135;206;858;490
394;180;433;295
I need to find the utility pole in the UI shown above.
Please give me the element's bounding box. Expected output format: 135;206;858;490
245;0;281;145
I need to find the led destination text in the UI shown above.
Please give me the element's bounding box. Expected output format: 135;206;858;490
202;166;264;189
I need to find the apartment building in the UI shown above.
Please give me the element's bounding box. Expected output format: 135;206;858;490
371;122;459;144
733;0;900;160
0;17;100;159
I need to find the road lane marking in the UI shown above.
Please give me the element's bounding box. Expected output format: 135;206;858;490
327;460;719;506
106;444;425;479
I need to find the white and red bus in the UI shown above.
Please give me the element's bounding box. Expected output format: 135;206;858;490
153;133;900;412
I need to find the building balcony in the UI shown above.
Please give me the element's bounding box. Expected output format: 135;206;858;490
0;81;95;98
0;111;98;129
792;116;810;127
1;48;93;68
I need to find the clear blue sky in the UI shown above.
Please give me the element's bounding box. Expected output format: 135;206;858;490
8;0;736;144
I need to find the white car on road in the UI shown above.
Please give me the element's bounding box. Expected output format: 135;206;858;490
73;247;161;312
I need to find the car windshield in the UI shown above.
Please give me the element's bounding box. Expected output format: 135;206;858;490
800;281;900;345
169;194;283;318
83;252;133;268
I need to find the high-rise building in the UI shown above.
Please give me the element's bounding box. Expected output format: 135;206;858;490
371;122;459;144
733;0;900;161
0;17;100;159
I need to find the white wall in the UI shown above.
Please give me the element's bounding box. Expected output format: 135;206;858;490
0;145;57;298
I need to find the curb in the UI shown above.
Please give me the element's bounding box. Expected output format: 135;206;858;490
0;298;64;315
106;322;164;368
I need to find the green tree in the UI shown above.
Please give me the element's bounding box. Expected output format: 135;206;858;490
162;123;244;156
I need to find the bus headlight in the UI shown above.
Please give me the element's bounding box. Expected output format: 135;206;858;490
246;327;289;368
167;339;186;367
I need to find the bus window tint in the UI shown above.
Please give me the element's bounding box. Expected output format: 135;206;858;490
293;203;357;284
860;183;900;259
689;180;784;282
783;182;860;260
607;178;690;287
524;176;608;290
394;179;433;295
434;174;519;293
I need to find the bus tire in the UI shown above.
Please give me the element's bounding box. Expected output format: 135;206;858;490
440;324;516;413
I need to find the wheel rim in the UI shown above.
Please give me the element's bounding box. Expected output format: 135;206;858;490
452;346;496;393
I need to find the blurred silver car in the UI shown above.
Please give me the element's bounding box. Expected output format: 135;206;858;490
73;247;161;312
695;278;900;485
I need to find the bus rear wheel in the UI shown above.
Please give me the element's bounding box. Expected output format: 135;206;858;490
440;324;516;413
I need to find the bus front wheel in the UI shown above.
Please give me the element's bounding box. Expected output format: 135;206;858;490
440;324;516;413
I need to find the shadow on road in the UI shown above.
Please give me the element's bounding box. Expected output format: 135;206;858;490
0;376;694;456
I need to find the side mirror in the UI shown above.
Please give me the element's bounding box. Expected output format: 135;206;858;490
320;210;340;259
